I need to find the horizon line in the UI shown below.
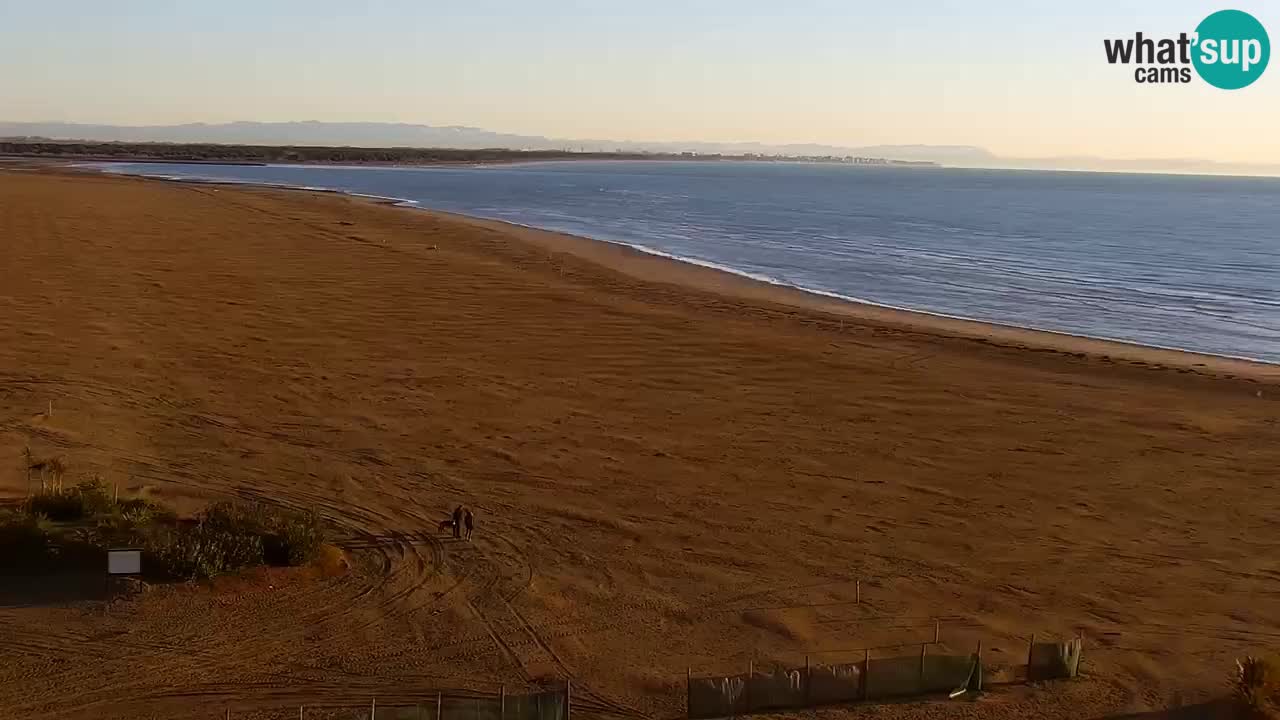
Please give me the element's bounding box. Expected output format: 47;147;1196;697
5;118;1280;172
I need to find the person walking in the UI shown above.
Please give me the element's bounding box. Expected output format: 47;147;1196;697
464;508;475;541
452;505;464;539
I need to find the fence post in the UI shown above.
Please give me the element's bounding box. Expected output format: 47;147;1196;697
299;705;303;720
804;655;811;706
919;643;927;689
437;692;442;720
686;668;692;718
747;660;753;712
1026;633;1035;683
500;684;506;720
1078;634;1084;677
855;580;861;604
934;620;940;644
1078;634;1085;677
371;696;377;720
566;678;572;720
862;648;870;701
975;640;984;692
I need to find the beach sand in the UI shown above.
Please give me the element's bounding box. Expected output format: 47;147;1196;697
0;167;1277;719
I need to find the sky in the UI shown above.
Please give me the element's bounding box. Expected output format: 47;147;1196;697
1;0;1278;162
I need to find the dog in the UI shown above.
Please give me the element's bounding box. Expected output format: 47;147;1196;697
437;518;456;534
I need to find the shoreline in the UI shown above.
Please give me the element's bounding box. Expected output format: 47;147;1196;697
427;206;1280;384
79;164;1280;384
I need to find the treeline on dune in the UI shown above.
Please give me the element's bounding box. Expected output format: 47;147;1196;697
0;140;692;165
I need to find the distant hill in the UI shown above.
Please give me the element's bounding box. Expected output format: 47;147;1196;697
973;154;1280;177
0;121;996;165
4;121;1275;176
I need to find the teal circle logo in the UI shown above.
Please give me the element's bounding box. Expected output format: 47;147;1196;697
1192;9;1270;89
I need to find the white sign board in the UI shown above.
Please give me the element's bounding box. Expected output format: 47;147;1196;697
107;549;142;575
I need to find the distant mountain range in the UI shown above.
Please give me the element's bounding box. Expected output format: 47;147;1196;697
3;121;1277;177
984;155;1280;177
0;121;995;163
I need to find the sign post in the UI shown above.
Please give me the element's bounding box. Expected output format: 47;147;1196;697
106;548;142;598
108;548;142;576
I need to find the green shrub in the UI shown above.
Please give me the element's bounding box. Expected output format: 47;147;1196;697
264;509;323;566
0;511;56;569
143;522;265;581
1;511;107;571
143;528;212;580
202;501;272;534
26;489;87;521
140;501;310;580
75;478;118;516
110;497;175;532
4;493;321;580
200;501;324;567
92;517;147;549
213;523;267;570
60;526;109;568
24;477;118;522
118;498;152;514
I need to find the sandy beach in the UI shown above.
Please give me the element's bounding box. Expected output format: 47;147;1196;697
1;166;1278;720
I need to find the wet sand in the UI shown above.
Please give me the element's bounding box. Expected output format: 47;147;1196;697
1;167;1277;720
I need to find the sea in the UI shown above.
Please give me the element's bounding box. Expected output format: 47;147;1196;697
99;161;1280;364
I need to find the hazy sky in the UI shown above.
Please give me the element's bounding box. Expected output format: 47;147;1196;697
2;1;1277;162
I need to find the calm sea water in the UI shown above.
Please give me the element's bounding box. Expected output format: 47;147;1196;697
101;161;1280;363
